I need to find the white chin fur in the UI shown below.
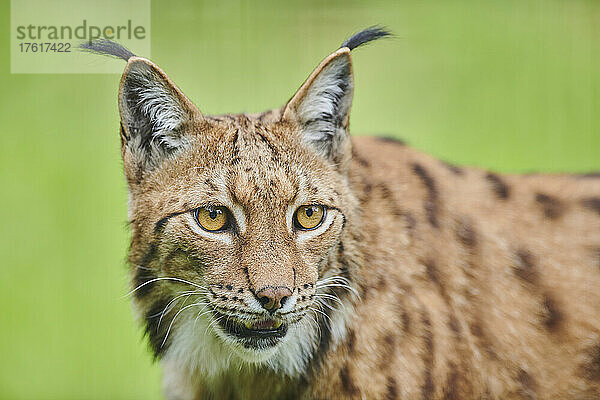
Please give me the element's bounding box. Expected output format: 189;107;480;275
161;309;320;382
160;297;353;395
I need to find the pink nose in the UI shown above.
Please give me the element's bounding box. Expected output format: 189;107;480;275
256;286;292;311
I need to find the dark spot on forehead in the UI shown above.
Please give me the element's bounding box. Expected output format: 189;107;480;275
257;131;279;162
203;178;217;191
485;172;510;200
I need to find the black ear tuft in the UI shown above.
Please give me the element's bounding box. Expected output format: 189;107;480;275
341;26;392;51
80;39;136;61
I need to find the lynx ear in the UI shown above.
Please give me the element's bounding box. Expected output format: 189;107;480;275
118;57;201;174
281;48;353;163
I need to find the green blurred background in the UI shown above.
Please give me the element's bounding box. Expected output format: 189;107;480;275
1;0;599;398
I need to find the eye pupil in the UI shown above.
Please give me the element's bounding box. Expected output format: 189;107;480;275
305;208;313;217
209;210;217;219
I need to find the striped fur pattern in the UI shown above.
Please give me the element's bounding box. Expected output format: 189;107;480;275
91;28;600;399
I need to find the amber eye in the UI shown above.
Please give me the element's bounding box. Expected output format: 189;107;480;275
195;206;229;232
294;205;326;230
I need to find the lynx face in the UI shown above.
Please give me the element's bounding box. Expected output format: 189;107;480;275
107;33;372;373
130;114;349;357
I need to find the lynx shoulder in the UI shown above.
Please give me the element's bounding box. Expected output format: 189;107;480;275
83;27;600;399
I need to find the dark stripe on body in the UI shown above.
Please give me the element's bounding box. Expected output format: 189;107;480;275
540;293;563;332
578;172;600;178
535;193;565;219
485;172;510;200
513;249;538;285
385;376;399;400
339;364;360;396
581;197;600;215
580;342;600;381
456;219;477;248
442;362;459;400
377;136;406;146
420;310;435;400
441;161;464;175
412;163;440;228
515;369;537;400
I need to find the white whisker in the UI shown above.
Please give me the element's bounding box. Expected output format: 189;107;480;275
161;301;206;348
158;291;203;329
123;276;207;297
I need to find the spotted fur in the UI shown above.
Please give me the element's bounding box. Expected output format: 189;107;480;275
85;27;600;399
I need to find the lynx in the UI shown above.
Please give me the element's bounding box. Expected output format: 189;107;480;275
83;27;600;399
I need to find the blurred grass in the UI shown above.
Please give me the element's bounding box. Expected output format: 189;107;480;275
0;0;599;399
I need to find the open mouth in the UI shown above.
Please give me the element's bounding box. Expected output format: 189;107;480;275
214;312;288;349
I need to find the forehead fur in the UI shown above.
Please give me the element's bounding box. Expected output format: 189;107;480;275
130;113;344;216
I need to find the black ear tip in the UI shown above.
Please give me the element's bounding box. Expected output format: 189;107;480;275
79;38;136;61
340;26;392;51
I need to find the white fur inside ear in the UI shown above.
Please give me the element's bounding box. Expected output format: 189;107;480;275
121;62;192;169
295;56;352;154
129;66;188;148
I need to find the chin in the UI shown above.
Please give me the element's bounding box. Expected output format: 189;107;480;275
161;305;319;381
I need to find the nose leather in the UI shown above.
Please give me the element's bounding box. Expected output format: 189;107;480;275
256;286;293;311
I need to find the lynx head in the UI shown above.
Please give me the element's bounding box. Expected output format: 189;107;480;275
83;27;389;377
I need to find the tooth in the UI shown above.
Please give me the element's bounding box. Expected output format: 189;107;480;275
273;321;282;329
244;321;253;329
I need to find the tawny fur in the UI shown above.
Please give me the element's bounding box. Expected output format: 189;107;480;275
96;30;600;399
